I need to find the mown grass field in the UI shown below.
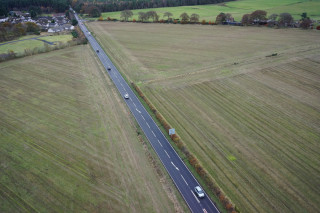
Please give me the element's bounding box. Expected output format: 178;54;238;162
0;45;186;212
0;34;73;55
97;0;320;21
88;21;320;212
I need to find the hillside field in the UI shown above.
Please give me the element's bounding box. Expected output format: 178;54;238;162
0;45;186;212
96;0;320;21
87;21;320;212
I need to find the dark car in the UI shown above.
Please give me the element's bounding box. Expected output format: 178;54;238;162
96;49;99;53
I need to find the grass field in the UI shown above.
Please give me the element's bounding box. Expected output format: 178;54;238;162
88;21;320;212
96;0;320;21
0;34;73;55
0;45;186;212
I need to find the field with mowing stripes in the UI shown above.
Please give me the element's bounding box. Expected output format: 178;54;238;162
0;45;185;212
88;21;320;212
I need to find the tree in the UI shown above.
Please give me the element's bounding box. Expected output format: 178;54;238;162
120;10;133;21
72;19;78;26
300;18;312;29
146;11;159;22
268;13;278;21
180;13;190;23
30;10;37;19
216;13;226;25
279;13;293;27
190;13;199;23
301;12;307;20
25;22;40;33
86;6;101;17
241;14;251;26
12;23;26;37
250;10;267;24
163;12;173;20
138;12;147;22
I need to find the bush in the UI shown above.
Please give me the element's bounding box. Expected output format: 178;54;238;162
317;25;320;30
133;19;136;22
201;20;206;25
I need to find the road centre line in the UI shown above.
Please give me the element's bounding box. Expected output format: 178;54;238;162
181;175;188;186
164;150;170;158
158;140;162;147
191;190;200;204
146;122;150;128
152;131;156;137
141;115;145;120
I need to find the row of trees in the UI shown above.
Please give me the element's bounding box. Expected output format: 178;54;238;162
118;9;315;29
0;0;70;16
240;10;313;29
0;22;40;42
71;0;234;14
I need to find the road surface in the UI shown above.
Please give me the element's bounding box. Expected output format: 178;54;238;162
74;12;220;213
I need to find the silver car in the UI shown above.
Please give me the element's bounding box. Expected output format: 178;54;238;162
194;186;205;198
124;93;129;99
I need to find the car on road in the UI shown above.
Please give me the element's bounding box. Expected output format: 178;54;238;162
107;66;111;71
194;186;205;198
96;49;99;53
124;93;129;99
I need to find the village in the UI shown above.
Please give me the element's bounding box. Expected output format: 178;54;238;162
0;10;74;33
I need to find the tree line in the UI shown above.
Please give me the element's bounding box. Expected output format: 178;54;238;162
72;0;234;14
0;22;40;42
0;0;70;16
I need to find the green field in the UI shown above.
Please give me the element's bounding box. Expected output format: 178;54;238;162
88;21;320;212
96;0;320;21
0;45;186;212
0;34;73;55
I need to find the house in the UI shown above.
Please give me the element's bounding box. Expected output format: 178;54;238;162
48;24;74;33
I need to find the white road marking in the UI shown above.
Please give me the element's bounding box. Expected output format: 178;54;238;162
146;122;150;128
152;131;156;137
164;150;170;158
133;102;136;107
171;161;179;171
181;175;188;186
136;108;141;113
141;115;145;120
158;140;162;147
191;190;200;204
203;209;208;213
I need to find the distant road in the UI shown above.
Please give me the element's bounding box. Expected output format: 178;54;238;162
73;11;220;213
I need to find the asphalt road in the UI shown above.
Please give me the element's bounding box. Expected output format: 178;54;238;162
74;12;220;213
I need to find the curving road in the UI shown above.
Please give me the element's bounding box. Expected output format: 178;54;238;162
73;11;220;213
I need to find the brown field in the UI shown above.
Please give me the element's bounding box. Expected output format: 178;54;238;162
0;45;186;212
88;22;320;212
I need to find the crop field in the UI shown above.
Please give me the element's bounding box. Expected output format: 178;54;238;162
97;0;320;21
0;34;73;55
0;45;185;212
88;21;320;212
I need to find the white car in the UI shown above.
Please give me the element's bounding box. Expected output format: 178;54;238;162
194;186;205;198
124;93;129;99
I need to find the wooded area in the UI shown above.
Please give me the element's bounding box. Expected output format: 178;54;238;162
0;0;70;16
72;0;234;13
